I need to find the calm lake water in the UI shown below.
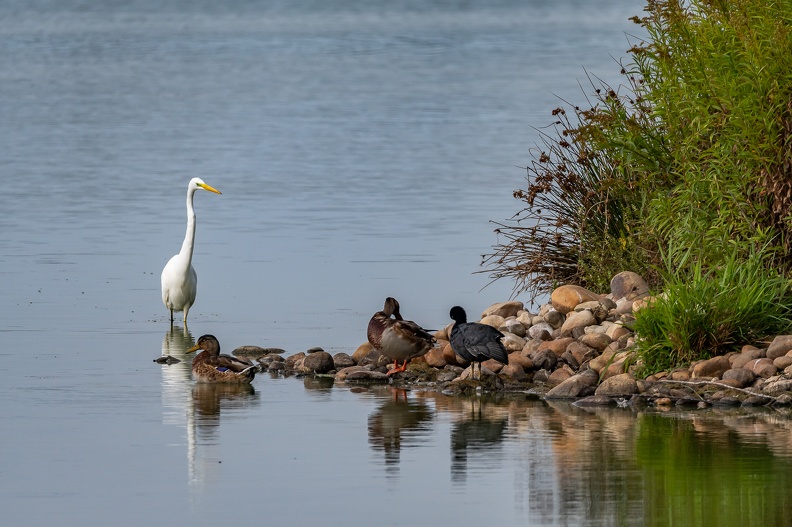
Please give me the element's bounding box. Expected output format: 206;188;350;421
3;1;791;525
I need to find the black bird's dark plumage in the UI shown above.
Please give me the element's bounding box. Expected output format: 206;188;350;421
449;306;508;379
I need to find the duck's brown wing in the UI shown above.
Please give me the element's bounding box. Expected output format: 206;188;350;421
368;311;391;348
393;320;436;345
216;353;254;373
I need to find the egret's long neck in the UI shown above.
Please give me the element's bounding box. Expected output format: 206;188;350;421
179;188;197;267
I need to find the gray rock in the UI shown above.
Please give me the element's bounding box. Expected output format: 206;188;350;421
258;354;284;364
267;361;285;372
285;352;306;368
573;395;617;407
528;322;555;340
543;309;564;329
233;346;286;357
533;369;551;384
767;335;792;360
722;368;756;388
731;347;765;368
762;378;792;396
530;349;558;371
774;393;792;406
545;370;598;399
575;301;609;323
692;355;731;379
332;352;356;369
560;309;597;334
610;271;649;301
344;370;389;382
481;301;524;319
578;332;613;351
567;341;598;366
503;318;526;337
560;350;579;370
595;373;639;396
500;363;528;381
436;370;459;383
302;351;335;374
154;355;180;364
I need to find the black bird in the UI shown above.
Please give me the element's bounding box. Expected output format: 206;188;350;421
449;306;509;380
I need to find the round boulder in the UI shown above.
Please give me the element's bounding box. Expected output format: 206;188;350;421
721;368;756;388
332;352;356;369
481;301;524;319
560;309;597;334
551;285;601;314
691;355;731;379
610;271;650;301
595;373;639;396
767;335;792;360
302;351;335;374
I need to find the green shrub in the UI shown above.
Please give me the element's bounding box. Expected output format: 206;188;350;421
633;245;792;375
634;0;792;267
483;0;792;301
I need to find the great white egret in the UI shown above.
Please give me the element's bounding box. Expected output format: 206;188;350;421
161;178;221;325
367;297;435;375
449;306;509;380
186;334;257;383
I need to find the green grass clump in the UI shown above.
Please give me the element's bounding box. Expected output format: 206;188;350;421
633;246;792;375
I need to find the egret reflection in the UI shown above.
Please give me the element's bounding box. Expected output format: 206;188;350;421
160;325;195;427
158;325;260;493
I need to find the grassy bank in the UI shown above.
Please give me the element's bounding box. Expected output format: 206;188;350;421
484;0;792;374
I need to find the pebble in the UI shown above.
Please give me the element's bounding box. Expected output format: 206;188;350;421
235;272;792;406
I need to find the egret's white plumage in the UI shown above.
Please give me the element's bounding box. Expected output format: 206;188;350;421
161;177;221;324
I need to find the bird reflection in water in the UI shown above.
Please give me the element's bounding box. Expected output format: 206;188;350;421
160;325;195;427
162;324;195;358
368;388;433;477
186;382;260;493
158;326;260;492
451;395;508;484
191;383;259;439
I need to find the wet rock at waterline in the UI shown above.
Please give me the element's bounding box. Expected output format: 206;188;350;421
168;272;792;408
154;355;181;364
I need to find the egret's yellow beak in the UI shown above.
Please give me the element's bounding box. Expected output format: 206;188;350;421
197;182;222;195
186;344;201;354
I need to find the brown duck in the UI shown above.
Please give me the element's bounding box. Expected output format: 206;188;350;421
186;334;257;383
367;297;435;375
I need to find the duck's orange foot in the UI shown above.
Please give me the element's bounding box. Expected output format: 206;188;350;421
386;361;408;376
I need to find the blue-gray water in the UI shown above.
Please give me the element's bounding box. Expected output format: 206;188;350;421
4;1;791;526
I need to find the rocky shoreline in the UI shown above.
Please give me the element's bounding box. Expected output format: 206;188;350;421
231;271;792;408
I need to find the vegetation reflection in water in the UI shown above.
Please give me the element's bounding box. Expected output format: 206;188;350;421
161;324;792;526
362;387;792;526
